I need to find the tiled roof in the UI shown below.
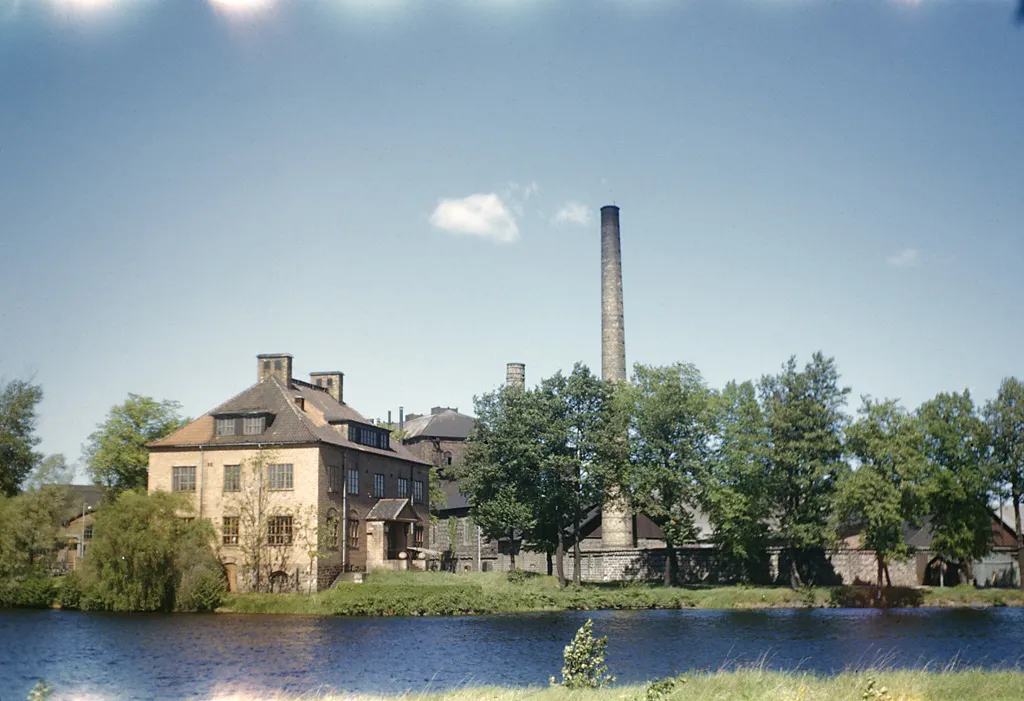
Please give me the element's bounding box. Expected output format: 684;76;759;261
402;409;475;440
148;376;429;465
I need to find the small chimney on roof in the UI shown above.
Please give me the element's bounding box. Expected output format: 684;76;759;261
310;371;344;403
258;353;293;386
506;362;526;390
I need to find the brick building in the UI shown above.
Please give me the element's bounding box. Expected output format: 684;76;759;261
147;353;432;592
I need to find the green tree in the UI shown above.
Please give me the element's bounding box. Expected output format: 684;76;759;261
918;390;994;584
81;490;222;611
704;380;771;582
536;363;617;586
83;394;187;492
456;384;544;571
23;453;75;492
0;483;70;586
834;398;927;591
985;377;1024;591
621;363;718;586
760;353;850;589
0;379;44;496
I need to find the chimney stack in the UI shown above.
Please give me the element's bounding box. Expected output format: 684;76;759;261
506;362;526;390
257;353;293;387
399;406;404;433
599;205;634;549
310;371;344;404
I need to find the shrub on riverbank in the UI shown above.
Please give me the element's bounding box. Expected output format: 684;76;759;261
58;491;225;613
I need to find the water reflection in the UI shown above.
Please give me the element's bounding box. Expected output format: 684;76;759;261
2;608;1023;700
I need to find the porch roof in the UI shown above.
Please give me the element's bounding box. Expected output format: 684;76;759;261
366;498;420;522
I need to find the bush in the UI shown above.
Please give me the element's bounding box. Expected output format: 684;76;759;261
0;571;56;609
175;564;226;612
58;572;83;610
551;618;616;689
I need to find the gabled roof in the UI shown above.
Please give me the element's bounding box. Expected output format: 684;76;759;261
148;376;428;465
402;409;475;440
366;499;421;522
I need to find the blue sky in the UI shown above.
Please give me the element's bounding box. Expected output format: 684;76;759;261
1;0;1022;479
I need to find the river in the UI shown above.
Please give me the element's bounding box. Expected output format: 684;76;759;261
2;608;1024;700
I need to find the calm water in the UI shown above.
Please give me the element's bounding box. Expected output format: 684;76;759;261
2;608;1024;700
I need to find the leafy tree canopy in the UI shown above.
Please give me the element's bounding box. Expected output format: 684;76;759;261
0;379;44;496
83;394;187;492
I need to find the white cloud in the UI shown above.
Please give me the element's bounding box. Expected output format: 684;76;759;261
429;193;519;243
551;201;592;226
886;248;921;268
503;181;539;216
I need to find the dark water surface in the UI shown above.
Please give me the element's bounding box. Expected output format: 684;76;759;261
3;608;1024;700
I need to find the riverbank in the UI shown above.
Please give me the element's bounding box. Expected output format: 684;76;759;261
271;670;1024;701
218;570;1024;616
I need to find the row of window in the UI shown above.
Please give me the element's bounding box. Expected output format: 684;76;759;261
172;464;293;493
172;464;426;504
218;516;423;550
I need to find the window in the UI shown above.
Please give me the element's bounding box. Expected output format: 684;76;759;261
273;359;282;371
414;525;424;548
413;479;424;505
263;360;271;372
222;517;239;545
268;516;292;545
347;468;359;496
267;464;293;490
179;517;195;526
243;416;265;435
215;418;235;436
444;452;453;467
83;525;93;540
328;465;343;493
398;477;409;499
172;466;196;492
347;519;359;549
373;473;385;498
223;465;241;492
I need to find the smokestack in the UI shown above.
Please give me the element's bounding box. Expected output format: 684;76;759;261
506;362;526;390
388;410;392;427
600;205;634;549
399;406;404;433
601;206;626;383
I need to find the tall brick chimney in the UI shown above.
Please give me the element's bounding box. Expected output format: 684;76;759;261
310;371;344;403
257;353;293;386
506;362;526;390
600;205;634;549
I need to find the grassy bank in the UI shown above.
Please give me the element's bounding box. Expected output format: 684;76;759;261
257;670;1024;701
217;570;1024;616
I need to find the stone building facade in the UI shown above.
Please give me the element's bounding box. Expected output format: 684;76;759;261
147;353;432;593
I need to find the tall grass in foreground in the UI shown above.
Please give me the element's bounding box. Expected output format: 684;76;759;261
249;670;1024;701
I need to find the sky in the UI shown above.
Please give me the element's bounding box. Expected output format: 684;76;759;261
1;0;1022;481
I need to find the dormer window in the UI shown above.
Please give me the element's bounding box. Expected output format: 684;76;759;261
244;416;265;435
348;423;390;450
216;418;235;436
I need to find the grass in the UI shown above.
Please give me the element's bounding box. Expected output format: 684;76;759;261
251;670;1024;701
219;570;857;616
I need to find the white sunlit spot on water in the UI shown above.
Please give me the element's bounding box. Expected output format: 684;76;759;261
207;0;277;16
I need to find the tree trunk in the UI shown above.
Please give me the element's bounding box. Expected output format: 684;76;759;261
789;549;803;590
556;535;567;588
884;563;892;588
876;555;884;598
1014;495;1023;592
665;545;681;587
546;550;553;577
509;530;516;572
572;511;582;586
